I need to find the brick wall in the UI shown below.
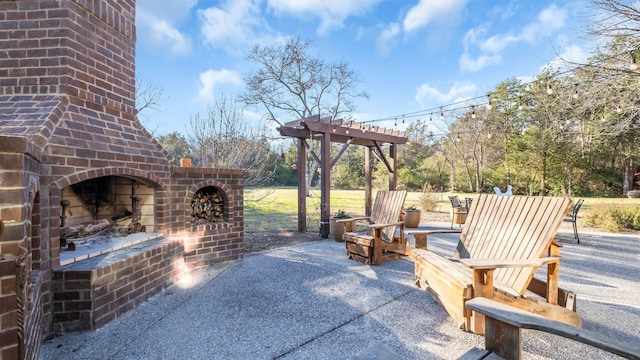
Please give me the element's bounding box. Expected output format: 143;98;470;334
52;237;182;332
170;167;245;268
0;137;45;360
0;0;136;113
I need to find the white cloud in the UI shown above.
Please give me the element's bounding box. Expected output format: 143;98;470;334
198;69;243;103
415;82;477;105
149;20;192;55
403;0;469;32
459;53;502;72
199;0;275;54
544;44;589;72
376;22;400;56
136;0;195;56
521;4;567;43
459;4;569;72
267;0;380;35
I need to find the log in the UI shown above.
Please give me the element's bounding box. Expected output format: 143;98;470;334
60;218;112;239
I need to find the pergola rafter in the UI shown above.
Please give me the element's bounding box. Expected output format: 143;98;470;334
277;115;408;238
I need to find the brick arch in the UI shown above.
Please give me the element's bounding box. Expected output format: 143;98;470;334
186;180;233;202
52;167;165;190
23;175;40;267
185;180;234;225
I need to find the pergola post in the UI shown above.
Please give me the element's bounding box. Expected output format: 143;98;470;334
297;139;306;232
320;132;331;238
389;144;397;190
365;146;372;216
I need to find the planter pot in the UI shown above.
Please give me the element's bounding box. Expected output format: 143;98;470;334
330;218;349;241
404;210;421;228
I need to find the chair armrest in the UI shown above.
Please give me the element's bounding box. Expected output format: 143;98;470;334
368;221;404;229
460;256;562;270
405;229;463;250
404;229;463;235
334;216;369;223
466;297;640;359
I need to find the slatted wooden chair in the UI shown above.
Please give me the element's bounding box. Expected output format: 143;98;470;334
406;194;581;334
340;190;407;265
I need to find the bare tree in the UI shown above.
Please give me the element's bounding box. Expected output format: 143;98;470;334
135;74;165;134
241;37;369;194
591;0;640;38
188;95;276;186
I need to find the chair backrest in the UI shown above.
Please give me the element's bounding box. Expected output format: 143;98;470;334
448;195;463;209
370;190;407;242
453;194;572;295
571;199;584;220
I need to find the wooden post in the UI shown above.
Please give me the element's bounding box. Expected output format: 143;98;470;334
320;132;331;238
471;268;494;334
297;139;307;232
389;143;397;190
547;243;560;305
365;146;372;216
484;317;522;360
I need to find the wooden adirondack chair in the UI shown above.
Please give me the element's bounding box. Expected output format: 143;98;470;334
406;194;581;334
340;190;407;265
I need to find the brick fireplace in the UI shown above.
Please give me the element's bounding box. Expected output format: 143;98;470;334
0;1;244;358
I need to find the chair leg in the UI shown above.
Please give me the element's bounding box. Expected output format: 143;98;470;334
573;221;579;244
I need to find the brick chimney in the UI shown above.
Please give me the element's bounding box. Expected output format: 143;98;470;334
0;1;244;355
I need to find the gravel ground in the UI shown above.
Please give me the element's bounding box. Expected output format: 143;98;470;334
40;214;639;360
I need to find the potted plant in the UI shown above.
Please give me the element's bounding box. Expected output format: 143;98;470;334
403;205;421;228
330;209;352;242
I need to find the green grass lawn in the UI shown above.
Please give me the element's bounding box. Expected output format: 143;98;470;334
244;187;640;233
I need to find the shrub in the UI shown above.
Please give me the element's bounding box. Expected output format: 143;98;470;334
420;183;439;212
332;209;352;219
585;205;640;232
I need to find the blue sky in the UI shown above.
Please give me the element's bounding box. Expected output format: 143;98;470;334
135;0;593;136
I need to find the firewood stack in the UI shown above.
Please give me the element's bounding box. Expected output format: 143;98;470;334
191;189;224;224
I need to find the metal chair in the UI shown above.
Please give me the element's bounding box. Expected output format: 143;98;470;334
564;199;584;243
448;195;468;229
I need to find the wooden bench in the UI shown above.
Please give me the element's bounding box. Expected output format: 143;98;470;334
406;194;581;334
341;190;407;265
464;297;640;360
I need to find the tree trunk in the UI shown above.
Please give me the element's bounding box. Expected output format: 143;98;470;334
540;151;547;196
622;155;634;196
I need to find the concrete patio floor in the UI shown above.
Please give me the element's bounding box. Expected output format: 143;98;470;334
39;222;640;359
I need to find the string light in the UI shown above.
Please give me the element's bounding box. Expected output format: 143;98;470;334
471;105;476;119
361;49;635;128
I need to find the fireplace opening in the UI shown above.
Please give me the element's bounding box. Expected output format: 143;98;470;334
59;176;157;254
191;186;227;225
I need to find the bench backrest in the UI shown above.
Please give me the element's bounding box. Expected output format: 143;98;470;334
454;194;571;295
370;190;407;242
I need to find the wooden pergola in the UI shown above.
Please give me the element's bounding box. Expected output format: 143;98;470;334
277;115;408;238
